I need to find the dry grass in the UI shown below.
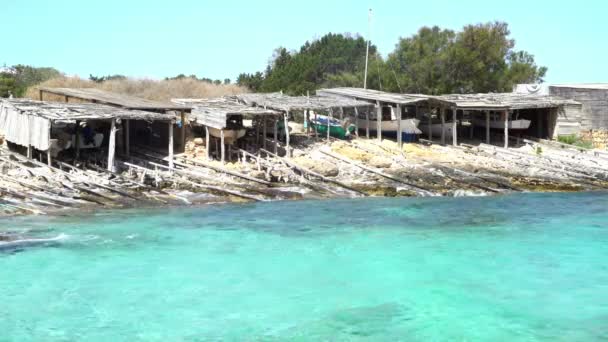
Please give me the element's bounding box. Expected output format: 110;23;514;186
25;76;248;102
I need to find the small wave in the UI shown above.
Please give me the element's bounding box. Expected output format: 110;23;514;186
0;233;68;250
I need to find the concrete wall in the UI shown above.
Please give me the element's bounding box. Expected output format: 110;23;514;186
550;86;608;130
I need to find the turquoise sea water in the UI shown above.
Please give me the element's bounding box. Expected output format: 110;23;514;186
1;192;608;341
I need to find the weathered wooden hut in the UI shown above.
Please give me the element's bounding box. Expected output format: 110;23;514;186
548;84;608;131
317;87;441;145
172;97;281;162
319;87;578;148
0;99;174;170
436;93;580;147
235;92;374;150
37;87;191;153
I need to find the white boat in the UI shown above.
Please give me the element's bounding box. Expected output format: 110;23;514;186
419;121;455;139
472;118;531;130
357;107;421;137
208;127;246;145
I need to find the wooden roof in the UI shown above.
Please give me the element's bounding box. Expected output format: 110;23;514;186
235;92;374;112
2;99;174;123
39;87;190;111
436;93;580;110
317;87;430;105
172;98;280;129
319;87;578;111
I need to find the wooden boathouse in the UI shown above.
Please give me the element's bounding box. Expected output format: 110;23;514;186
235;92;373;147
318;87;579;148
0;99;174;170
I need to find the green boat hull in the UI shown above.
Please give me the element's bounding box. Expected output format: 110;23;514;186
311;123;356;139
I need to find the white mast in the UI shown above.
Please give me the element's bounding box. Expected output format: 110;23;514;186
364;8;372;89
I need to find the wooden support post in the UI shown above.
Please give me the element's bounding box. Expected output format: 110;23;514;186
327;109;331;142
305;109;309;135
396;104;402;147
339;107;344;120
220;129;226;163
354;107;360;137
74;120;81;160
108;119;117;171
47;119;52;167
440;107;446;145
365;108;370;138
39;90;43;101
452;108;458;146
262;117;267;149
125;120;130;157
255;121;260;147
504;110;509;148
313;110;318;137
26;115;32;159
205;126;211;160
284;112;290;158
180;111;186;152
376;101;382;141
537;111;543;138
486;111;491;144
273;118;278;154
428;105;433;141
168;122;174;169
469;114;475;140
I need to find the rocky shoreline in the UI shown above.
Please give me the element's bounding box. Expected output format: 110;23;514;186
1;135;607;218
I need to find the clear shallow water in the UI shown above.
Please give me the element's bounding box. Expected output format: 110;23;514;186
1;193;608;341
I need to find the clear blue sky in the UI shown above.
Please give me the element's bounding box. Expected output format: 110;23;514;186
3;0;606;84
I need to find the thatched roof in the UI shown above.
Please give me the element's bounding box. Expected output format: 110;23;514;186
2;99;173;123
235;92;373;112
39;87;190;111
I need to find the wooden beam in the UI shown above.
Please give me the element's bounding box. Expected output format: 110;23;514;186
168;122;174;169
504;110;509;148
46;119;52;167
39;90;43;101
64;95;69;103
220;129;225;163
428;105;433;141
452;108;458;146
396;104;402;147
262;117;267;149
284;112;290;158
26;115;32;159
365;107;370;138
180;111;186;152
376;101;382;141
327;109;331;142
74;121;81;160
440;107;445;145
205;126;211;160
125;119;130;157
273;118;278;154
107;118;117;171
486;111;490;144
354;107;359;138
537;111;543;138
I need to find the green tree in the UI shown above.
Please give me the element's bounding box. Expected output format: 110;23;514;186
248;33;376;95
386;22;546;94
0;65;62;97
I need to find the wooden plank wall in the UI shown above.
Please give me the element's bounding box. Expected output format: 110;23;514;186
550;86;608;131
